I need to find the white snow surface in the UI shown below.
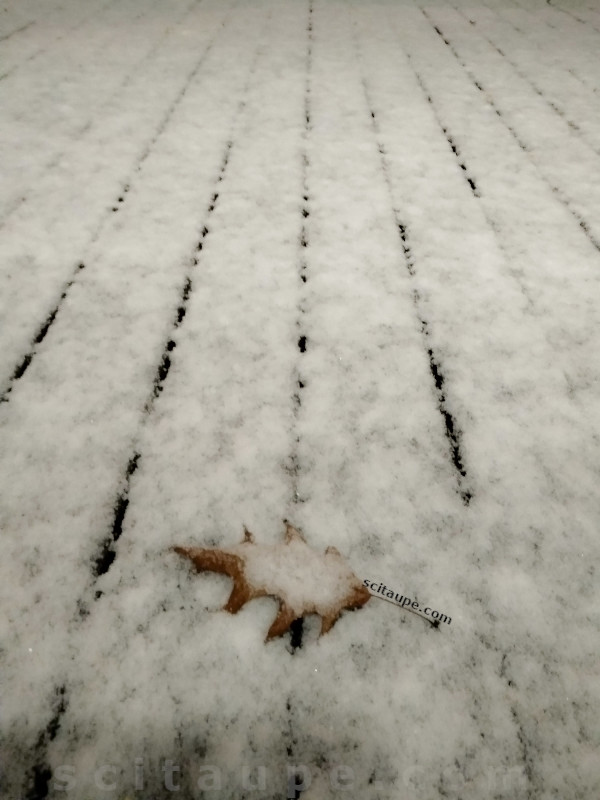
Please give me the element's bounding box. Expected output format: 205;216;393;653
1;0;599;797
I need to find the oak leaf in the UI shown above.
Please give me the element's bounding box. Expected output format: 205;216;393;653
174;522;370;640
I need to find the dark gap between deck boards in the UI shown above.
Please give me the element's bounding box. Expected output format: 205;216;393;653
1;0;221;226
90;9;272;585
289;618;304;652
1;0;123;83
93;452;140;578
2;0;204;227
25;685;67;800
285;697;309;797
448;5;594;150
408;31;480;198
20;11;296;796
23;32;268;786
285;0;315;655
547;0;600;34
1;13;222;397
399;221;472;505
0;263;86;403
1;6;234;793
423;9;600;253
360;78;472;504
91;140;234;581
440;125;479;196
0;20;34;44
0;183;130;400
511;706;535;789
0;8;237;399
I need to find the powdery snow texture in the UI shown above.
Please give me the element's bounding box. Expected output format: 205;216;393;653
0;0;599;798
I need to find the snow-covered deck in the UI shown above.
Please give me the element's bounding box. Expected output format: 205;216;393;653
1;0;599;797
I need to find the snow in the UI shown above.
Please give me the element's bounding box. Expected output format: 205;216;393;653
1;0;599;797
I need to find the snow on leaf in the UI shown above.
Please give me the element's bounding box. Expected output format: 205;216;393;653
173;521;370;641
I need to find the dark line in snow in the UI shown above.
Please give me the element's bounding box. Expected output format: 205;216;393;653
100;1;233;193
284;694;309;795
355;60;472;504
289;618;304;651
396;220;471;503
90;5;267;583
414;73;481;200
423;9;600;254
404;46;536;303
547;0;600;35
146;142;231;413
0;20;34;43
285;0;314;654
510;706;535;790
441;123;480;196
0;0;120;82
25;685;68;800
0;6;234;402
0;262;87;403
477;1;595;94
136;17;228;172
93;452;141;577
29;21;261;773
22;9;266;790
452;5;600;157
419;26;478;196
91;139;233;580
0;0;200;231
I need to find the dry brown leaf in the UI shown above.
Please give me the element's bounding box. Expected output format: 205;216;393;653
174;521;370;640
